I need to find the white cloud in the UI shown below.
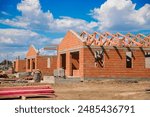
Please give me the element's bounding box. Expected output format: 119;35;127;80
1;11;10;16
91;0;150;32
0;28;49;45
0;0;149;33
130;4;150;25
0;51;26;61
38;48;57;56
0;19;28;27
0;36;14;44
17;0;53;30
48;16;97;32
38;37;62;56
0;28;63;48
17;0;41;13
0;0;96;32
0;28;60;61
12;51;27;60
50;37;63;45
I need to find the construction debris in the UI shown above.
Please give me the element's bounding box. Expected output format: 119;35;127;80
0;74;8;78
145;89;150;92
0;71;9;78
0;78;28;84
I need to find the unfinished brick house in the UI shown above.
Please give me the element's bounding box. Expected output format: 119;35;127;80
57;30;150;79
26;45;57;75
13;58;26;72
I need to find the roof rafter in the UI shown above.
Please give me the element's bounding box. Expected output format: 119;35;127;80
79;31;150;47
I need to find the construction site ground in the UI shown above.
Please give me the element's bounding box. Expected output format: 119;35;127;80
1;78;150;100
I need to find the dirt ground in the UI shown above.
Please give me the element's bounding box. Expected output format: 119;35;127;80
1;79;150;100
52;80;150;100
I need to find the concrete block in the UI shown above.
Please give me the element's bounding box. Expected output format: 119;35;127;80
14;72;30;78
42;76;55;84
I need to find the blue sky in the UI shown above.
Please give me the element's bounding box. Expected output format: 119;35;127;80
0;0;150;61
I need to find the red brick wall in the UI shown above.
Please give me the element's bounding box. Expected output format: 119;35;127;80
83;47;150;78
26;45;37;72
26;45;37;57
73;70;79;76
25;45;57;75
79;48;84;78
36;56;57;75
58;46;150;78
58;30;83;51
71;52;79;69
57;30;150;79
57;30;84;76
14;59;26;72
26;58;36;72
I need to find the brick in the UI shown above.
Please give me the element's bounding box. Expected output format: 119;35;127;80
25;45;57;75
57;30;150;79
13;59;26;72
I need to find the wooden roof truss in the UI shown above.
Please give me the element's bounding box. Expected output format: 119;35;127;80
80;31;150;47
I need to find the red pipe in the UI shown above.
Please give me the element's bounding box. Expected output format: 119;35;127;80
0;85;52;91
0;89;54;96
